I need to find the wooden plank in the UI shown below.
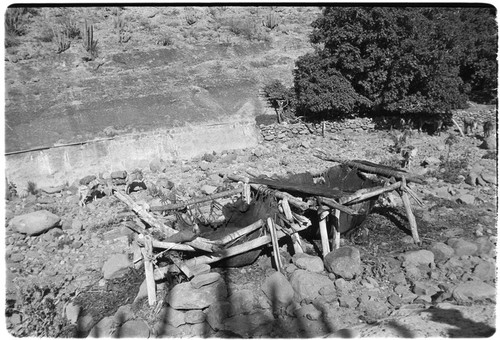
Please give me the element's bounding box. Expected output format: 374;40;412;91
150;187;243;211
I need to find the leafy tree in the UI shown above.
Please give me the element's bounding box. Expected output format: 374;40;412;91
294;6;497;120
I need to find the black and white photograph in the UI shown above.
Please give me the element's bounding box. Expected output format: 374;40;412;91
2;2;498;338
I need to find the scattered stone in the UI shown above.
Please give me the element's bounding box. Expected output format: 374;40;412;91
465;172;479;186
229;289;256;316
200;184;217;195
111;171;127;179
387;294;403;307
113;304;134;325
117;319;150;338
360;300;389;320
473;261;496;281
456;194;476;205
447;238;478;256
389;271;407;285
412;281;439;296
150;159;166;173
324;246;361;279
102;253;131;280
204;300;231;331
65;302;80;324
184;310;206;324
292;253;324;273
399;249;435;268
429;242;455;262
168;278;227;310
334;278;352;292
188;263;211;277
290;269;336;302
88;316;113;337
295;303;322;320
452;281;496;302
9;210;61;235
261;271;294;307
481;172;497;184
222;310;274;338
79;175;96;185
190;272;221;289
338;294;358;308
475;236;496;258
161;306;186;327
9;253;25;263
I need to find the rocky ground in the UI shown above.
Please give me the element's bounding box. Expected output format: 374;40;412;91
3;118;497;338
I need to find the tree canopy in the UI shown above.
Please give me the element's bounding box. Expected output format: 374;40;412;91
293;6;497;120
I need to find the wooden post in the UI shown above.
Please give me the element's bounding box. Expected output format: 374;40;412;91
140;235;156;306
243;182;251;204
267;218;283;272
318;206;330;257
399;178;420;244
281;198;293;222
291;233;304;254
331;209;341;250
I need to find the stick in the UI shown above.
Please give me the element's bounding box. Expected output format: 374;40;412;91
341;181;402;205
150;188;243;211
227;174;310;210
140;236;156;306
317;197;359;215
267;218;283;272
291;233;304;254
114;190;217;252
332;209;341;250
451;118;465;137
313;154;427;184
281;198;293;222
212;219;264;245
399;177;420;244
156;227;288;278
318;206;330;257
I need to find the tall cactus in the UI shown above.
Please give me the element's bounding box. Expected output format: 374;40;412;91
262;12;279;30
82;19;98;59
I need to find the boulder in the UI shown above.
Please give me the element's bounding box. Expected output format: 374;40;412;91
168;278;227;310
292;253;324;273
452;281;496;302
481;172;497;185
456;194;476;205
447;238;478;256
473;261;496;281
399;249;435;268
184;310;206;324
161;306;186;328
429;242;455;262
324;246;361;279
228;289;257;316
88;316;114;337
117;320;150;338
149;159;166;173
190;272;221;289
261;271;294;307
204;300;231;331
9;210;61;235
111;171;127;179
102;254;131;280
289;269;336;302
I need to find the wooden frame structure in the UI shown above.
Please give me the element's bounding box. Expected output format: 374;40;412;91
114;155;425;305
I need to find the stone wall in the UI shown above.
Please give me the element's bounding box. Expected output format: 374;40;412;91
5;120;260;189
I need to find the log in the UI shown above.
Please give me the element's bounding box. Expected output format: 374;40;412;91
150;187;243;212
114;190;217;252
156;227;288;278
313;153;427;184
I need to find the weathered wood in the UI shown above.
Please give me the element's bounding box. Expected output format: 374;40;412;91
267;218;283;271
156;227;288;278
213;219;264;245
140;236;156;306
399;178;420;244
150;187;243;212
340;181;402;205
313;154;427;184
332;209;341;250
227;174;310;210
114;190;217;252
318;207;330;257
281;198;293;222
317;197;359;215
451;118;465;137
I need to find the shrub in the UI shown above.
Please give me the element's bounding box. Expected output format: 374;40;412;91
53;29;71;54
5;7;27;36
262;11;279;30
27;181;38;195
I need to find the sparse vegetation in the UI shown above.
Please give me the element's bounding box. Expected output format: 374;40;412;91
27;180;38;195
82;19;98;60
5;7;28;36
53;28;71;54
262;11;279;29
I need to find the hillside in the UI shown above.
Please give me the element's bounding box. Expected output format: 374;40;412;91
4;6;321;153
